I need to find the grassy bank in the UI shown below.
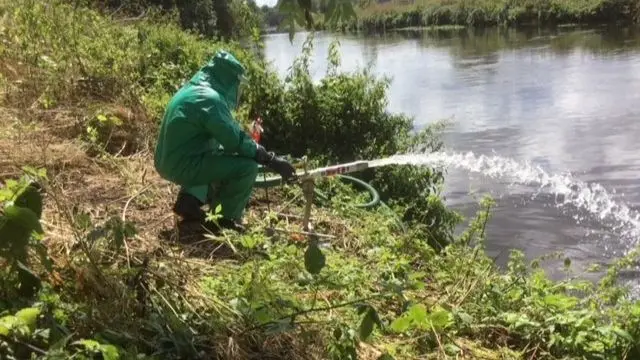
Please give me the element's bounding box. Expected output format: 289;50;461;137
347;0;640;33
3;0;640;359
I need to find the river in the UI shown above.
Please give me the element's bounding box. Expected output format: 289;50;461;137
262;26;640;280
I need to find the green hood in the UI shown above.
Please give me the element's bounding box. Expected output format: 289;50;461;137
189;50;246;109
154;49;257;194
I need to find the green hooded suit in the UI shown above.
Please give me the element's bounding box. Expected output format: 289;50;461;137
154;51;258;221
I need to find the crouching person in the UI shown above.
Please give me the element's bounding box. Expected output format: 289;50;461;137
154;50;296;234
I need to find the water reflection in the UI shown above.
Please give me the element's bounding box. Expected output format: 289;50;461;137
392;26;640;57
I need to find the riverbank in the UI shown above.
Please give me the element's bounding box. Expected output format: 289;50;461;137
3;1;640;359
347;0;640;33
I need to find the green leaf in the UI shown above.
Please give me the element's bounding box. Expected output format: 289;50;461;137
390;304;453;333
22;166;47;180
0;187;13;201
5;179;18;190
15;307;40;331
341;0;356;20
50;333;75;351
14;185;43;218
389;315;411;333
324;0;337;23
73;210;92;231
359;308;375;340
304;241;325;275
296;0;314;28
0;315;18;335
100;344;119;360
587;263;602;272
407;304;428;324
427;307;454;331
610;327;634;342
4;205;43;234
73;339;101;351
324;0;356;26
390;304;427;333
543;294;578;310
253;308;272;324
110;222;125;249
123;221;136;237
74;338;120;359
503;312;519;325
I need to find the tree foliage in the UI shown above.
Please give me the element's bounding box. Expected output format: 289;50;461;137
86;0;264;40
275;0;357;40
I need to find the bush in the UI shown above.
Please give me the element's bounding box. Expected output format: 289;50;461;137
250;35;413;163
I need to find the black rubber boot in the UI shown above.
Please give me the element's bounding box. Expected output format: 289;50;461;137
172;192;206;222
173;193;221;241
217;218;246;234
173;192;246;235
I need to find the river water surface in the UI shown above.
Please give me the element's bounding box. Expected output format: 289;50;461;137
263;27;640;279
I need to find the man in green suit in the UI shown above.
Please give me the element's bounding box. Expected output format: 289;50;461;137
154;50;295;233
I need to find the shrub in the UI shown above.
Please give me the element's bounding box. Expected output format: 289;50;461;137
251;35;413;163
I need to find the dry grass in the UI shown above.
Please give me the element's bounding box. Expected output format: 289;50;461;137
0;58;166;238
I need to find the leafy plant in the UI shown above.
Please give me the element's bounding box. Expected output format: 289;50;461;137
0;168;51;299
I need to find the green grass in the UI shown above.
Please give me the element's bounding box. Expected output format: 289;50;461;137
3;0;640;359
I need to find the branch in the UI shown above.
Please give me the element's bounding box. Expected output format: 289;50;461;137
243;293;389;333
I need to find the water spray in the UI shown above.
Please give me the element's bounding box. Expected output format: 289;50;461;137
380;151;640;256
261;150;640;258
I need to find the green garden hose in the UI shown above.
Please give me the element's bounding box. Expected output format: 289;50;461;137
254;167;379;208
315;175;407;233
